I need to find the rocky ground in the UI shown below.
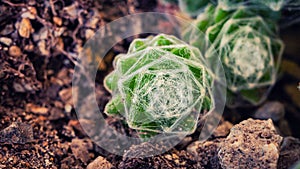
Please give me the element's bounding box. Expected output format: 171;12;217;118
0;0;300;168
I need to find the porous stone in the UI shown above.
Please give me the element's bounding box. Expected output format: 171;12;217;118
87;156;113;169
119;142;197;169
187;139;224;169
218;118;283;169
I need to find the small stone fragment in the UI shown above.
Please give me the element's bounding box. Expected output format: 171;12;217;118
37;40;50;56
53;16;62;26
85;29;95;39
24;44;34;51
87;156;113;169
18;18;34;38
33;27;49;41
1;24;14;35
253;101;292;136
13;82;26;92
254;101;285;122
59;88;73;105
218;118;283;169
28;6;37;15
49;107;65;120
25;103;49;115
0;37;12;46
119;142;197;169
21;11;36;19
213;121;233;138
61;125;75;138
63;3;78;19
9;45;22;57
21;6;37;19
278;137;300;169
0;122;33;144
70;138;90;164
187;139;224;169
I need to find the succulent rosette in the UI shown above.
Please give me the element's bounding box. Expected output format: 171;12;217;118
184;4;284;106
104;34;215;138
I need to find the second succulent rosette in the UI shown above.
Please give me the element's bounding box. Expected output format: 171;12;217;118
184;4;284;106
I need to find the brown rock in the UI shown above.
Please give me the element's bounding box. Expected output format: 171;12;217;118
0;122;33;144
70;138;90;164
119;142;197;169
87;156;113;169
9;46;22;57
0;37;12;46
37;40;49;56
59;88;73;105
213;121;233;138
18;18;34;38
278;137;300;169
53;17;62;26
218;118;283;169
254;101;285;122
187;139;224;169
25;103;49;115
49;107;65;120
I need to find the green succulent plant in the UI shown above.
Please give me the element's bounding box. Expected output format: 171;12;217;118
174;0;284;17
183;4;284;106
104;34;215;138
178;0;216;17
218;0;286;11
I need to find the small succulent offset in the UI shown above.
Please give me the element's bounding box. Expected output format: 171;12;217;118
104;34;214;138
184;4;284;105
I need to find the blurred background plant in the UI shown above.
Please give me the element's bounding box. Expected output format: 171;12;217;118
179;1;285;107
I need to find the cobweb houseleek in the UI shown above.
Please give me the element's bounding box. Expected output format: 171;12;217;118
183;4;284;106
104;34;215;138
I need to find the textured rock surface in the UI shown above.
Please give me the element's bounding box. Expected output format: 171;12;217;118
187;139;224;169
119;142;197;169
278;137;300;169
218;118;283;169
253;101;292;136
0;122;33;144
212;121;233;138
87;156;113;169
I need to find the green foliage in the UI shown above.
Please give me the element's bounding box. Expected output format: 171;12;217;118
177;0;285;18
104;34;215;138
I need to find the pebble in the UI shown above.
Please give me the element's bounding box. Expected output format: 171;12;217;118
87;156;113;169
37;40;50;56
18;18;34;38
0;122;33;144
25;103;49;115
254;101;285;122
8;45;22;57
278;137;300;168
53;16;62;26
0;37;12;46
70;138;90;164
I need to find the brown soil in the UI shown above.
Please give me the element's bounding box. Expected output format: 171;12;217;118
0;0;299;168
